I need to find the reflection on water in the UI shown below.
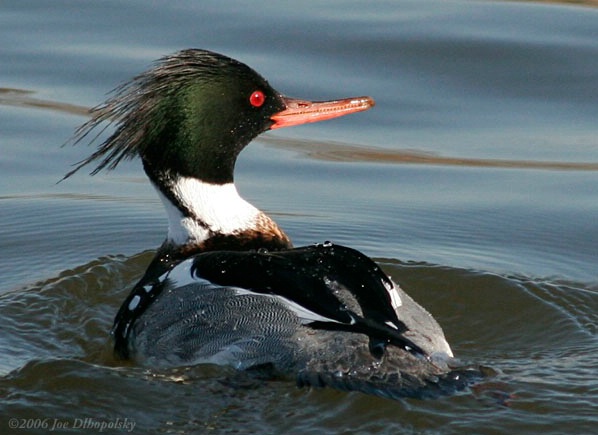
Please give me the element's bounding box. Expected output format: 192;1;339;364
261;136;598;171
526;0;598;6
3;87;597;172
0;88;89;117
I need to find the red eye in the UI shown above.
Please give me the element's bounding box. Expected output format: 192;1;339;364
249;90;266;107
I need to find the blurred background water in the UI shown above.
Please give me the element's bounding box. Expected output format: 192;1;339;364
1;1;597;434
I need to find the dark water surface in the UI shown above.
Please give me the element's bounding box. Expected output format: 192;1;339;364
1;1;597;434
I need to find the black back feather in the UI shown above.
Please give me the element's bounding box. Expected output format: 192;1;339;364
190;243;425;356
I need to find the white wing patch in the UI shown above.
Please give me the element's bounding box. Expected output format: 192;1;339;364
128;294;141;311
386;280;402;309
385;320;399;330
164;258;198;287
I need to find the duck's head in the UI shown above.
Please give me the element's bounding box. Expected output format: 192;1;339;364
66;49;374;184
65;49;374;258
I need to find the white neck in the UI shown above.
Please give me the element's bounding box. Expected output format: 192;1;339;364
153;177;262;246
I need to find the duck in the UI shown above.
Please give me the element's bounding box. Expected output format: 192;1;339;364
65;49;479;400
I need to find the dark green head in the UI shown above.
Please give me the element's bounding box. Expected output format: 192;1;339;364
65;49;374;184
139;51;289;183
66;49;285;183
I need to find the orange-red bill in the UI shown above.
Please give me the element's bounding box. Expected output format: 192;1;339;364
270;96;375;130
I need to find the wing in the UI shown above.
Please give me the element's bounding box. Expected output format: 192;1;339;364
112;243;425;360
190;243;425;357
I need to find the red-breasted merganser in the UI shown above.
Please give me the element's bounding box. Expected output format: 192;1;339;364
65;49;479;400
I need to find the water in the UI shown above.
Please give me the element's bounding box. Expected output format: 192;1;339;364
1;0;597;433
